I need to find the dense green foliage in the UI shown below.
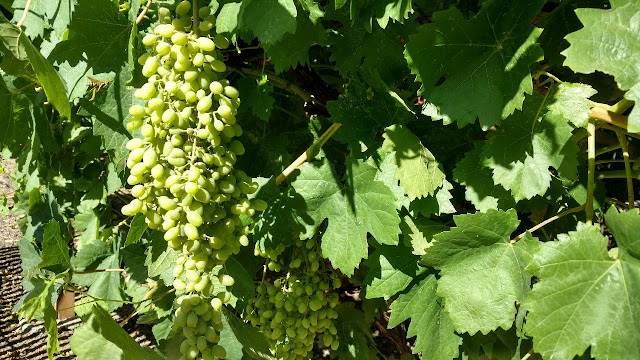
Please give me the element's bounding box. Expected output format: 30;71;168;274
1;0;639;359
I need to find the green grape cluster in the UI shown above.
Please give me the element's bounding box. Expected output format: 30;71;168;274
246;239;341;359
121;2;267;297
174;294;226;360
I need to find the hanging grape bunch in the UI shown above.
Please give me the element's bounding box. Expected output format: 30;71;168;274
121;2;266;358
247;238;341;359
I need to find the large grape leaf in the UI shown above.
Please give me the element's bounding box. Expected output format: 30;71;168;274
81;64;143;172
12;0;75;40
364;244;426;300
38;220;72;272
327;11;409;89
382;124;445;200
404;0;544;128
537;0;609;67
216;0;297;45
291;158;401;276
388;275;462;359
453;143;515;212
265;14;326;73
70;306;163;360
399;215;447;256
0;77;37;150
422;209;540;335
327;78;414;150
523;214;640;360
481;83;594;201
73;254;125;314
334;0;413;30
47;0;129;101
333;303;378;360
563;0;640;132
219;308;275;360
0;16;71;119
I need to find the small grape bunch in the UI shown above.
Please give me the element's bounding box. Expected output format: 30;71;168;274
174;294;226;360
247;238;341;359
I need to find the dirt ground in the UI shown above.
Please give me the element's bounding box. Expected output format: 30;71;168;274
0;159;21;248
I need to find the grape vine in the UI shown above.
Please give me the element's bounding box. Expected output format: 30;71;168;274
2;0;640;359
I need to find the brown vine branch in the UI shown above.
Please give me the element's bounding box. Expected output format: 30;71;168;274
374;316;412;356
275;123;341;184
16;0;32;27
590;106;629;132
521;349;535;360
511;204;586;242
136;0;152;24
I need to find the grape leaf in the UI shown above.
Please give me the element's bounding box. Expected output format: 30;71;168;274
524;219;640;360
0;17;71;119
453;143;516;212
145;231;179;281
124;213;147;247
399;215;447;256
81;65;142;172
372;152;410;210
223;257;255;313
39;220;72;271
382;124;445;199
327;78;414;150
388;275;462;359
404;0;544;128
265;14;326;73
408;178;456;217
537;0;609;67
74;254;125;313
249;177;304;252
237;76;275;122
0;77;37;150
11;0;47;39
334;0;413;30
333;303;378;360
605;207;640;258
240;0;297;44
48;0;129;101
327;13;409;89
482;84;590;201
563;0;640;132
364;243;426;300
291;158;401;276
73;238;110;269
15;277;60;358
422;209;540;335
70;305;162;360
219;308;276;360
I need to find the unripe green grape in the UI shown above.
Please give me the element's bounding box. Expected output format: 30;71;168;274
209;81;223;94
211;345;226;359
184;223;199;240
196;37;215;52
197;96;212;112
217;104;232;120
129;104;146;118
143;149;158;167
219;274;235;286
175;0;191;16
184;69;199;82
162;108;177;123
130;162;147;177
142;56;159;77
224;86;239;98
171;32;188;45
154;24;175;37
192;52;205;67
135;83;156;100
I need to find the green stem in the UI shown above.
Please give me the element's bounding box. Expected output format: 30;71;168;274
608;98;634;114
511;204;585;242
598;170;640;179
596;143;622;156
586;121;596;225
616;131;635;209
192;0;199;36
